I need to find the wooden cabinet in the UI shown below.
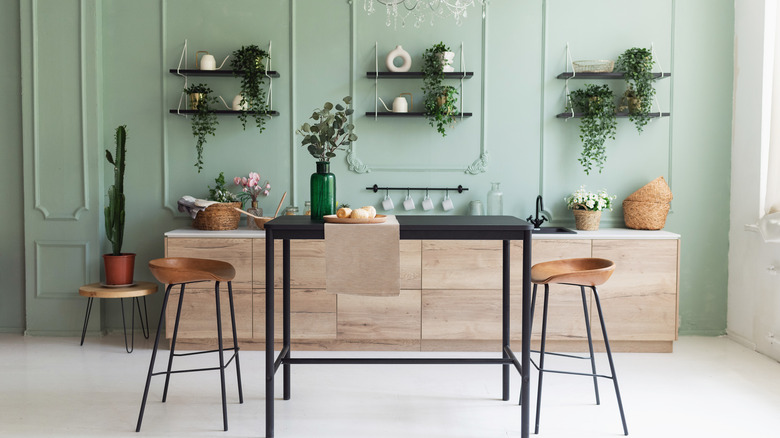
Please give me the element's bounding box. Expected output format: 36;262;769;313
164;233;679;352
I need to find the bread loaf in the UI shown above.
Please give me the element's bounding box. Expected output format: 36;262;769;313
361;206;377;218
350;208;370;219
337;207;352;218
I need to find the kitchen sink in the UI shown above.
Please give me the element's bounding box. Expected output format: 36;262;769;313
532;226;576;234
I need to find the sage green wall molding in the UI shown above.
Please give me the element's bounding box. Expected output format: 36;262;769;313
34;241;89;299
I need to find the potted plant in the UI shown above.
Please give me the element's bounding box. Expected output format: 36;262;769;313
296;96;357;220
567;84;618;175
422;42;459;137
615;47;656;133
565;186;616;231
191;172;242;230
183;83;218;173
234;172;271;229
231;44;271;134
103;125;135;285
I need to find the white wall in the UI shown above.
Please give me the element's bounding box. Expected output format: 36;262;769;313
728;0;780;361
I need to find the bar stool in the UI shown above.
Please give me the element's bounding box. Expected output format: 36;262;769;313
529;258;628;435
136;257;244;432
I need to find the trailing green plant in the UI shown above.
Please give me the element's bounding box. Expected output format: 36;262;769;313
104;125;127;256
231;44;271;134
207;172;239;203
422;42;459;137
424;85;459;136
567;84;618;175
615;47;656;133
296;96;357;162
184;83;218;173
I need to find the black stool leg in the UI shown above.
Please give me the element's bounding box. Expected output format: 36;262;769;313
519;283;539;406
162;284;186;403
580;286;600;405
80;297;94;346
137;284;174;432
226;281;244;403
214;281;228;431
592;286;628;436
534;284;550;434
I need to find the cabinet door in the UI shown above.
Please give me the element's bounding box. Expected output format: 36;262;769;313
591;239;678;341
166;238;253;289
422;289;502;341
337;290;421;342
422;241;502;290
164;287;252;340
252;288;337;341
509;239;593;342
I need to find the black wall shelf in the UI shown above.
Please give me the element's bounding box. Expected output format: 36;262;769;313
169;69;280;78
557;111;670;119
169;109;280;116
367;71;473;78
366;111;473;117
557;72;671;80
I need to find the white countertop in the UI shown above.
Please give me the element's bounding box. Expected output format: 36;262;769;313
165;227;679;240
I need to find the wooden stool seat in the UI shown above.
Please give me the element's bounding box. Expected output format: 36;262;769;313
148;257;236;284
531;257;614;286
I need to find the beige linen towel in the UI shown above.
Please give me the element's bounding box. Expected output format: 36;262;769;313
324;215;400;296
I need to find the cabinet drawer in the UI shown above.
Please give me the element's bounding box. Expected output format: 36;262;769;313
422;241;502;290
337;290;421;340
253;288;337;341
422;289;501;340
165;238;252;288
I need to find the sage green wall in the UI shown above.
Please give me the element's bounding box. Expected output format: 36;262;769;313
6;0;733;336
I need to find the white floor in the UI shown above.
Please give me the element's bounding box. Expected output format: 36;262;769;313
1;334;779;437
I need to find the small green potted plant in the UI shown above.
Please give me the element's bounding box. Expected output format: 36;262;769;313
422;42;460;137
565;185;616;231
103;125;135;285
183;83;218;173
231;44;271;134
615;47;656;133
567;84;618;175
296;96;357;220
192;172;242;230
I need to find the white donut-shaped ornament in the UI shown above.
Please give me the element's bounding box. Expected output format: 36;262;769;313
386;45;412;73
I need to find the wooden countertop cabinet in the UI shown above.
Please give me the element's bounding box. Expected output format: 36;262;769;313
164;233;679;352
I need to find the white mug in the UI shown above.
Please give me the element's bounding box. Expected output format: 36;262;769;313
403;194;415;211
442;193;454;211
422;194;434;211
382;194;395;211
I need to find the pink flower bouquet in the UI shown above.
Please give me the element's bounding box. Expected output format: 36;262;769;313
234;172;271;207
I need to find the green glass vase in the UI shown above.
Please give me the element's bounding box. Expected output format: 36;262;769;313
311;161;336;220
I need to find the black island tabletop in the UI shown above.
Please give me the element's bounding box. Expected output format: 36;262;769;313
263;214;533;240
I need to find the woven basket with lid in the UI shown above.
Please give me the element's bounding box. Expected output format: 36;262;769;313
622;177;673;230
192;202;241;230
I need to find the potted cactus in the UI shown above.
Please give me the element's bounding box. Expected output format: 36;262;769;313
103;125;135;285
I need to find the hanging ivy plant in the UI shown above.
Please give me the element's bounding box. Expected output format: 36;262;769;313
615;47;656;133
422;42;459;137
231;44;271;134
567;84;617;175
183;83;218;173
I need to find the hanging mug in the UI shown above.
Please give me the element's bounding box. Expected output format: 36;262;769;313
421;191;434;211
442;191;454;211
382;192;395;211
403;190;415;210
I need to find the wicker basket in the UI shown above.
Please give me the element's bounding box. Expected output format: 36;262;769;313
572;60;615;73
625;176;673;203
623;200;670;230
573;209;602;231
192;202;241;230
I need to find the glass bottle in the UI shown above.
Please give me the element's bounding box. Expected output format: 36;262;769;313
310;161;336;220
285;206;299;216
304;201;311;216
247;200;262;229
487;182;503;215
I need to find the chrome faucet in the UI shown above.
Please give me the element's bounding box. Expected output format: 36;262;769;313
527;195;552;228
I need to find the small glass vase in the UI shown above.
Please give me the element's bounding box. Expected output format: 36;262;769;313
311;161;336;220
487;182;503;215
247;201;263;230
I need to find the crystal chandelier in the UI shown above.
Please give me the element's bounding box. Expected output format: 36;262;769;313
363;0;485;29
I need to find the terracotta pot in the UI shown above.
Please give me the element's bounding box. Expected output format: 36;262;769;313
103;253;136;285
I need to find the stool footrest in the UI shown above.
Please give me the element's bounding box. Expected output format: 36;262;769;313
150;352;238;376
173;346;239;357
